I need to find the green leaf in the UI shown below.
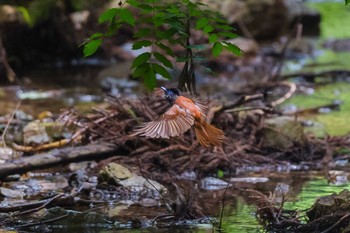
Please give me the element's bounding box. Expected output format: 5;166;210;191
83;39;102;57
154;52;173;68
155;13;166;27
127;0;139;7
212;42;223;57
166;7;179;14
138;16;153;24
132;40;153;50
155;43;173;56
151;63;171;79
213;17;227;24
134;28;152;38
216;24;233;30
208;34;218;43
119;8;135;26
219;32;238;39
133;63;150;78
157;28;177;39
144;67;157;90
90;32;104;39
176;57;189;62
99;8;118;23
223;41;242;56
203;25;214;33
138;4;153;10
16;6;32;26
106;21;121;35
346;0;350;5
217;169;224;178
132;52;151;68
196;18;209;30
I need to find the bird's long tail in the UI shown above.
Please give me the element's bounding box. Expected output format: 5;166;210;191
194;119;224;147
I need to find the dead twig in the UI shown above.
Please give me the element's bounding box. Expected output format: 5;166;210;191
220;94;265;112
270;81;297;107
0;37;17;83
1;100;21;148
12;193;65;217
0;143;119;179
12;138;72;153
14;213;70;229
320;213;350;233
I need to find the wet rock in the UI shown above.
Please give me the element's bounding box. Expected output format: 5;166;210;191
258;116;307;150
98;61;139;95
327;170;349;186
99;163;132;182
23;122;50;145
177;171;197;180
0;147;15;161
44;121;73;141
99;163;166;193
334;159;349;167
137;197;160;207
0;187;25;199
0;213;11;224
37;111;54;121
230;177;269;184
22;121;71;146
17;90;63;100
323;39;350;52
0;5;24;23
307;189;350;221
107;205;129;217
14;110;33;121
69;161;98;171
200;177;229;190
119;175;166;193
69;169;98;191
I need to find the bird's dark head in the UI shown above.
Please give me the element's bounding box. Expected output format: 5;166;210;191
161;86;180;103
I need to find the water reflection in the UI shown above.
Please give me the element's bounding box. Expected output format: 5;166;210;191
2;169;348;232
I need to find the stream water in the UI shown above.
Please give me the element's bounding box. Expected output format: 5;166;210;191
8;170;347;232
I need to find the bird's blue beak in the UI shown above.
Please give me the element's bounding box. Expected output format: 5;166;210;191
160;86;167;92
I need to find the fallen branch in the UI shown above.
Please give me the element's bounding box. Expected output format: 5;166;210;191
0;142;119;179
270;81;296;107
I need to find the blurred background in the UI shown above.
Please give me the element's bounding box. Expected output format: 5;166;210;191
1;1;350;232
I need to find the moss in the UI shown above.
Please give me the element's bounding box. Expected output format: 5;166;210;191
307;2;350;39
283;82;350;136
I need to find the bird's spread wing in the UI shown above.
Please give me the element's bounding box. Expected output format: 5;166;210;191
193;99;208;116
134;104;195;139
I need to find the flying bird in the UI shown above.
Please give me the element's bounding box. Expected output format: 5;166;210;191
134;87;224;147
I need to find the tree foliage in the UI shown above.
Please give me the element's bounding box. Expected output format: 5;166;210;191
83;0;241;93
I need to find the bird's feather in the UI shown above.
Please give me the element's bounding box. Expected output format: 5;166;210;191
134;104;195;138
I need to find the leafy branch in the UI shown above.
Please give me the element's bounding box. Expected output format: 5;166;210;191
83;0;241;93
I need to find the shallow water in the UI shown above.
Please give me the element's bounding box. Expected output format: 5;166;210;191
7;170;347;232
